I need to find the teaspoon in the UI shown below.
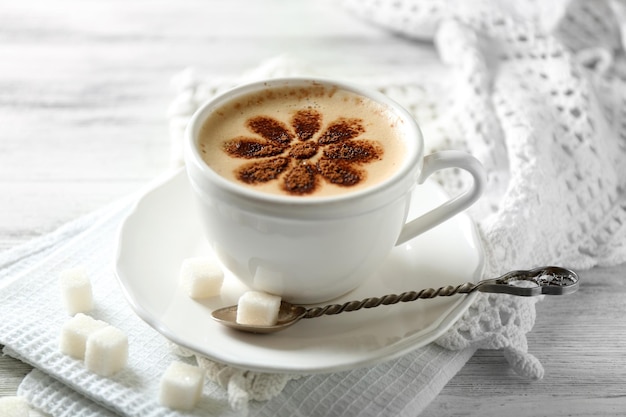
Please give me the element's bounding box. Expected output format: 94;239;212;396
211;266;579;334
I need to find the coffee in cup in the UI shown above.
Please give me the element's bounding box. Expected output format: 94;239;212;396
197;83;407;199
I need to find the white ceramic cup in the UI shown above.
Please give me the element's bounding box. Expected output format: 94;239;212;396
185;77;486;304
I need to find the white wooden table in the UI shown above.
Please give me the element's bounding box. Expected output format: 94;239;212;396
1;1;625;415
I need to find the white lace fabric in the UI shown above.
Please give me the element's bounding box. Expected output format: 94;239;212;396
166;0;626;403
1;1;625;416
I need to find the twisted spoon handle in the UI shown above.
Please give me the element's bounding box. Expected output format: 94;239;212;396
303;266;578;319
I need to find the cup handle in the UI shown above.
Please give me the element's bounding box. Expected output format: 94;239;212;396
395;150;486;245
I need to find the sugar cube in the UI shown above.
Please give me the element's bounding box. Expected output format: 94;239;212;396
236;291;281;326
0;396;29;417
59;313;109;359
59;266;93;315
179;257;224;299
159;361;204;411
84;325;128;377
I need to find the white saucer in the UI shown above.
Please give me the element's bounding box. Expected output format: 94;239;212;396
115;169;483;374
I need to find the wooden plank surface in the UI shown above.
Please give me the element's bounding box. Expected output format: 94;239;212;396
1;1;625;415
426;265;626;416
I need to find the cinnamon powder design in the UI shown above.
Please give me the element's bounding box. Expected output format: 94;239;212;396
222;109;383;195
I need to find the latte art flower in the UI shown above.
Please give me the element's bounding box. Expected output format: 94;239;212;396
222;109;384;195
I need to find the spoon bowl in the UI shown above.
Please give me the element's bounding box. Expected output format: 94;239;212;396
212;302;307;334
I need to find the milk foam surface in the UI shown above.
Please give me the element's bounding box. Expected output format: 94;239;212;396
198;85;407;197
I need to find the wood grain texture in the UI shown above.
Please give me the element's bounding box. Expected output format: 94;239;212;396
425;265;626;416
0;0;425;251
1;1;625;415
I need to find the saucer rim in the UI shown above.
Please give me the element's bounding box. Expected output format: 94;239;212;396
114;168;484;374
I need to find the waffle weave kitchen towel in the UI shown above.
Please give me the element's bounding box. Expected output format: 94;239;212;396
0;193;475;416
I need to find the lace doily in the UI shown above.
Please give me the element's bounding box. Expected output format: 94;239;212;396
166;0;626;410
